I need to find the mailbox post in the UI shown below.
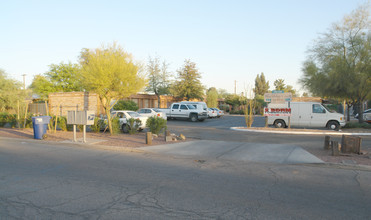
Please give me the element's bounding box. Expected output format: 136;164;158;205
67;111;95;143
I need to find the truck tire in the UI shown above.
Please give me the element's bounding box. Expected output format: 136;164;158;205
274;119;286;128
122;124;129;133
190;114;198;122
327;121;340;131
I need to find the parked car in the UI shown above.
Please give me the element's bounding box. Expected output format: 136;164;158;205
207;108;217;118
111;110;148;133
137;108;167;120
355;108;371;119
211;108;224;118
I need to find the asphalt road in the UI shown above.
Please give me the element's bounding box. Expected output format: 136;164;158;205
166;115;371;152
1;138;371;219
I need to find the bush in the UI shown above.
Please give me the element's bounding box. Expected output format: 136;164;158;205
111;116;121;134
58;116;68;131
0;113;17;127
113;100;139;111
146;116;167;135
343;122;371;129
126;118;141;134
229;109;244;115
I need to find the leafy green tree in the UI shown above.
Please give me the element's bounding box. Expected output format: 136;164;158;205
79;43;146;135
29;62;82;99
206;87;218;108
45;62;82;92
253;72;270;96
170;59;205;101
0;69;26;111
113;100;139;111
300;3;370;122
225;94;245;111
29;75;54;100
145;56;172;107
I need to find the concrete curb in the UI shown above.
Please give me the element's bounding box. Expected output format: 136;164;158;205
230;127;371;136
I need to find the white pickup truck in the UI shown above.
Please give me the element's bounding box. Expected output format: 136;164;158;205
158;103;208;122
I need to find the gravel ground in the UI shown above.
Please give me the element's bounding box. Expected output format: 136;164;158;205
1;128;370;167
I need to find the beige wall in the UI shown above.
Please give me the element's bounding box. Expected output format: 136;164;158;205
48;92;102;116
48;92;196;116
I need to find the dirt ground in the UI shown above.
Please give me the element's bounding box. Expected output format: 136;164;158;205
0;128;370;167
0;128;177;148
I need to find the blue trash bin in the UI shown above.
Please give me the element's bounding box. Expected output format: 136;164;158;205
32;116;52;139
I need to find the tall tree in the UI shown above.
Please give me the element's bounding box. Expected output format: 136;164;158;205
0;69;25;111
274;79;297;96
79;43;146;134
300;3;370;122
171;59;205;101
273;79;286;90
29;62;82;99
206;87;218;108
145;56;171;107
253;72;269;96
217;88;229;98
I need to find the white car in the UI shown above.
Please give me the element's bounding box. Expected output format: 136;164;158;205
212;108;224;118
137;108;167;120
207;108;218;118
111;110;148;133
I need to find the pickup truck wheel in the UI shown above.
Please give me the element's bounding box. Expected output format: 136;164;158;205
122;124;129;133
327;121;340;131
190;114;198;122
274;119;286;128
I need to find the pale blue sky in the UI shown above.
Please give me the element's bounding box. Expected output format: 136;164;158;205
1;0;367;95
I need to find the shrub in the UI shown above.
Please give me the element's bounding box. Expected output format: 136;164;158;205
229;109;244;115
113;100;139;111
0;113;17;128
111;116;121;134
126;118;141;134
58;116;68;131
90;117;102;133
343;122;371;129
146;116;167;135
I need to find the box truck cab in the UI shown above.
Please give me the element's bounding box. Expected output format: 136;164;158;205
267;102;346;130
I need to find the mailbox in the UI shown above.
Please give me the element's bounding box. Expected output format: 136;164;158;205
67;111;95;125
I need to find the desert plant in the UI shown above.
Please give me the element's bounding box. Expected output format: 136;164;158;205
146;116;167;135
126;118;141;134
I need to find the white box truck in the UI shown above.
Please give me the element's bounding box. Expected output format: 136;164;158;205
267;102;346;130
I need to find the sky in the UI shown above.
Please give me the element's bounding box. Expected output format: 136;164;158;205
1;0;368;95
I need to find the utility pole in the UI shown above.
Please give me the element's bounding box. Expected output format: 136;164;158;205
22;74;26;90
234;80;237;95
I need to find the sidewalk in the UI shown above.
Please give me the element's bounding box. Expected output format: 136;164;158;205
231;127;371;136
144;140;324;165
